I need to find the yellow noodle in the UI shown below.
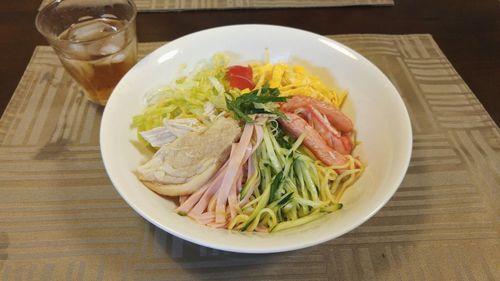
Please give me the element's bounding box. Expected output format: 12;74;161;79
228;214;250;230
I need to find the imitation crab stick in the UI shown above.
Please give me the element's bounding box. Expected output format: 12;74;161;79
280;95;353;133
278;112;347;166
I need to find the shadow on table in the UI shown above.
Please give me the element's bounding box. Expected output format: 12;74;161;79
137;198;428;280
136;222;330;280
0;232;8;266
136;221;398;280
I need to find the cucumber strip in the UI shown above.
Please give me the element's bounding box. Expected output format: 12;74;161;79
241;166;272;231
271;211;328;232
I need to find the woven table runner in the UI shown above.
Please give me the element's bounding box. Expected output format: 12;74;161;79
40;0;394;12
1;35;498;280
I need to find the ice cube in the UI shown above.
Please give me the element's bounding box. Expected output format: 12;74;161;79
69;20;111;42
100;43;121;56
111;53;125;63
100;33;125;56
66;42;88;57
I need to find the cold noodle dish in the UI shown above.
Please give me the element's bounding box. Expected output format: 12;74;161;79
132;54;364;233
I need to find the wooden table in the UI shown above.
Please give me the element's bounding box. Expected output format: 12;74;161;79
1;0;499;124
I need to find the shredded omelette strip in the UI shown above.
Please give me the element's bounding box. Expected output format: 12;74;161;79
251;61;347;108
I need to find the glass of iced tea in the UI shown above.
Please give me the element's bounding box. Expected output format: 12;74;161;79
36;0;137;105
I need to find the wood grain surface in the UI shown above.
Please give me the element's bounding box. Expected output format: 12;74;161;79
40;0;394;11
1;0;499;124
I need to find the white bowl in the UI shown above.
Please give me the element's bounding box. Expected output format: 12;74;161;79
100;24;412;253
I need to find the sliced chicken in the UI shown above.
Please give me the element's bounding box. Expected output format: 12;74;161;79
137;117;242;196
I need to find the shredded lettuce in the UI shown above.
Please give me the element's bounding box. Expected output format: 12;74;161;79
132;53;230;134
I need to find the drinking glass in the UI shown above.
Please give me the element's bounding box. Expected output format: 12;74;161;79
36;0;138;105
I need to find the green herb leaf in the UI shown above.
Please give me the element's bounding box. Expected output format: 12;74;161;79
226;86;287;122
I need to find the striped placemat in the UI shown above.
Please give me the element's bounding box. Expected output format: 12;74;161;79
1;35;499;280
40;0;394;12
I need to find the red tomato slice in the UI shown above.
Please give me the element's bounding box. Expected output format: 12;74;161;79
227;74;255;90
226;65;255;90
227;65;252;78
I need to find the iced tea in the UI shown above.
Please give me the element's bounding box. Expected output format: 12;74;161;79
57;18;137;105
36;0;137;105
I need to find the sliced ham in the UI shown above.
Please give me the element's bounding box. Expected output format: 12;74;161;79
215;124;254;224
